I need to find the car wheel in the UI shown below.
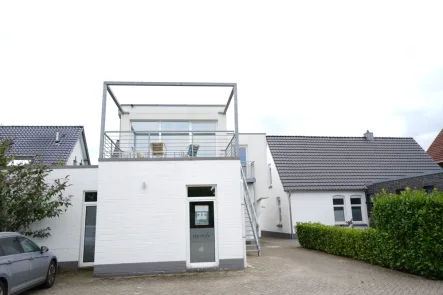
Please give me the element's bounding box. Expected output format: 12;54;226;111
0;280;6;295
42;261;57;289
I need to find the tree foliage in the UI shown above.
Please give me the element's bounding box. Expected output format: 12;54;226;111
0;139;72;238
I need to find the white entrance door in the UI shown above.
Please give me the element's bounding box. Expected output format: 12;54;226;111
79;191;97;267
186;186;218;269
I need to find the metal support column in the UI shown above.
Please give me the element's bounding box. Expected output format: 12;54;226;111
233;84;239;157
99;82;108;159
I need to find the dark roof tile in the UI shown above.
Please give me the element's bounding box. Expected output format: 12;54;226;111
0;126;84;165
267;135;442;191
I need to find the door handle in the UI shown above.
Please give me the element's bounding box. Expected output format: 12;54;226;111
6;260;12;265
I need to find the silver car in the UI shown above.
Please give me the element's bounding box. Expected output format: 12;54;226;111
0;232;57;295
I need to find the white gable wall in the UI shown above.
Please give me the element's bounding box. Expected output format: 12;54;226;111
66;136;88;165
260;148;292;235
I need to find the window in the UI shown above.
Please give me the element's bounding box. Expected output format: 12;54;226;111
276;197;282;226
239;146;247;175
0;237;24;256
131;121;217;157
350;196;363;222
187;186;216;197
424;186;434;194
85;192;98;202
333;196;345;222
268;164;273;188
18;237;40;252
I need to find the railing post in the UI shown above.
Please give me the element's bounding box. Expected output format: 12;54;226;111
191;132;194;156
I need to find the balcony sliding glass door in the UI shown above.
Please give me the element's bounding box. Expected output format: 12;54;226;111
131;121;216;158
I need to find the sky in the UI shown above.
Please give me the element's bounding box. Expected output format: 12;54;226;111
1;1;442;163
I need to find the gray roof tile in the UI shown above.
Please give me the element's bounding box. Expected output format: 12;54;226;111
267;136;442;191
0;126;84;165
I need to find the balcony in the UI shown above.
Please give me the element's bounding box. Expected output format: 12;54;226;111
102;130;236;159
242;161;256;183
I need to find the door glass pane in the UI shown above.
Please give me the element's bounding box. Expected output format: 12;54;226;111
192;122;216;131
162;122;189;131
135;134;159;152
334;207;345;222
352;207;363;221
83;206;97;263
162;133;189;157
0;237;24;255
193;134;215;157
189;202;215;263
131;121;160;131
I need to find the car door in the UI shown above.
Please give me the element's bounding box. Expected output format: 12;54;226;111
19;237;49;283
0;237;32;294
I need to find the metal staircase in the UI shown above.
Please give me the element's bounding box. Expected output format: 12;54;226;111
241;166;261;256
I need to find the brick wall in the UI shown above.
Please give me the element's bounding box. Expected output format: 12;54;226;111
367;171;443;195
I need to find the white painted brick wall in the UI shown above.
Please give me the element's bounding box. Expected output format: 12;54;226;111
95;160;244;266
30;167;98;263
291;191;368;226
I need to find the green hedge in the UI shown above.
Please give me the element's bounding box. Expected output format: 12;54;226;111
296;189;443;279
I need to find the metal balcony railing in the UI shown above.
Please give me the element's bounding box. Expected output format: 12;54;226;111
102;130;236;159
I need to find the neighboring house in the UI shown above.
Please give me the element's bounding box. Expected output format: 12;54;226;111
28;82;261;276
427;129;443;168
263;131;442;238
0;126;90;166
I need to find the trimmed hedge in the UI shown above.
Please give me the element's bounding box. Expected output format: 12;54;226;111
296;189;443;279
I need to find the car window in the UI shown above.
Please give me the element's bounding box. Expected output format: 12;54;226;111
0;237;24;256
19;237;41;252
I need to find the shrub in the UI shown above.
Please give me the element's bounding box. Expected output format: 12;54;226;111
297;223;377;263
296;189;443;279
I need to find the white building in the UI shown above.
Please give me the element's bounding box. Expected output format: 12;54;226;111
261;134;442;238
9;83;439;275
25;82;261;276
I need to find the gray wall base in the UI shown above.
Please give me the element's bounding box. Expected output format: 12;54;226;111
94;259;244;277
261;230;295;239
58;261;79;272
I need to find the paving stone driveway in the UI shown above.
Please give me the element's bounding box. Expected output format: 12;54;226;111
25;238;443;295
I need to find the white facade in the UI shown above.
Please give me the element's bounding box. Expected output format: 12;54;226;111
94;159;244;275
291;191;368;226
260;150;292;235
260;148;370;237
31;167;97;266
66;136;89;166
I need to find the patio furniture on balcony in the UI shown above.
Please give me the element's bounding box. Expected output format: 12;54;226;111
187;144;200;157
151;142;166;157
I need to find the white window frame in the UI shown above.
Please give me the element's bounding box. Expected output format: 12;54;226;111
185;185;219;269
332;195;346;224
350;195;364;224
79;191;97;268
